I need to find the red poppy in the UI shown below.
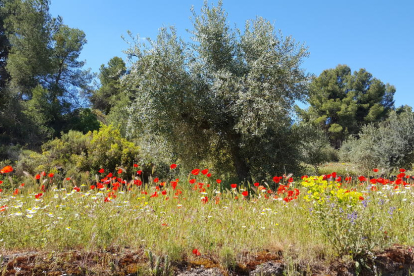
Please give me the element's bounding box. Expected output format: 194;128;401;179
0;205;6;212
345;176;352;182
336;176;342;182
66;177;71;181
35;193;43;199
373;168;379;173
191;169;200;175
216;179;221;184
117;169;123;174
171;181;178;190
242;191;248;197
192;249;201;256
99;168;104;174
301;175;308;179
104;197;111;202
272;176;281;183
13;188;19;195
201;196;208;203
170;164;177;169
134;179;142;186
90;185;96;190
41;171;46;177
294;188;300;196
48;173;54;178
137;170;142;175
376;178;385;185
133;163;138;168
400;168;406;172
35;174;41;180
73;186;80;192
359;196;364;201
154;178;159;183
358;176;367;182
0;165;13;174
230;184;237;189
206;173;211;178
277;185;286;194
201;169;209;175
107;173;113;178
162;190;167;195
189;179;196;184
254;182;260;187
288;177;294;183
150;192;158;198
397;172;406;178
331;172;337;179
0;181;2;185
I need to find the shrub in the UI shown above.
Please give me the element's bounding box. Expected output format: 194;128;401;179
297;124;337;174
339;107;414;172
17;125;140;181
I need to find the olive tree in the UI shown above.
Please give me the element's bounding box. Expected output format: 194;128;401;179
124;1;309;181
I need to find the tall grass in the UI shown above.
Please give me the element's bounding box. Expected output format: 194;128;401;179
0;170;413;269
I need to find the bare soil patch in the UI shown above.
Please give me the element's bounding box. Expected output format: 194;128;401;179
1;245;413;275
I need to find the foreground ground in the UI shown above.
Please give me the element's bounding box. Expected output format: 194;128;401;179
1;165;414;275
1;245;414;275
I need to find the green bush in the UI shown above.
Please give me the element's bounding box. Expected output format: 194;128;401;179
17;125;140;182
297;123;337;174
339;107;414;172
87;125;140;175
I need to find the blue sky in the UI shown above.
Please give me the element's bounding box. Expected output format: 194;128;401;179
50;0;414;108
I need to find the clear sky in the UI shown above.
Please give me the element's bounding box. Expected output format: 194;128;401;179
50;0;414;108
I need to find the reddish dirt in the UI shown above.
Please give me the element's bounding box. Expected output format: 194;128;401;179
0;245;413;275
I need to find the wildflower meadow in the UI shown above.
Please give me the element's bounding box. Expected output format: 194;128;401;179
1;164;414;275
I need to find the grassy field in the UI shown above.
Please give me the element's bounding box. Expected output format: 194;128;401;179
1;165;414;275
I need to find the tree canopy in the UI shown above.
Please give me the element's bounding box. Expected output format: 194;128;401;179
124;1;310;180
0;0;97;157
297;64;395;147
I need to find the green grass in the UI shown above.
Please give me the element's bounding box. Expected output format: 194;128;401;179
1;171;414;273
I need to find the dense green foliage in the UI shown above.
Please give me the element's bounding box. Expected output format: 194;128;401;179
297;124;337;174
124;1;310;180
298;65;395;148
0;0;98;159
16;125;140;181
91;57;126;115
90;56;132;136
339;107;414;172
